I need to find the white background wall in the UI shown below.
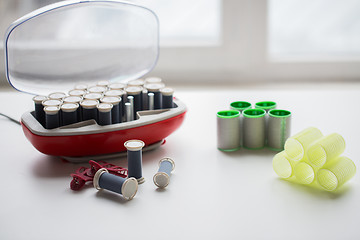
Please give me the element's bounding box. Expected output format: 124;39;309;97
1;0;360;87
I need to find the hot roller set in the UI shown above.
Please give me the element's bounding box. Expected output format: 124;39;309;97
4;1;186;161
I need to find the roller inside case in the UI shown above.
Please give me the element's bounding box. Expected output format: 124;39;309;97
28;102;181;129
23;98;185;135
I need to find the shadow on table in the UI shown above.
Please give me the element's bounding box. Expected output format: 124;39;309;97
155;187;167;193
142;144;168;166
220;148;277;156
217;147;277;161
68;182;95;193
32;155;78;178
95;190;132;204
32;146;165;179
274;178;353;199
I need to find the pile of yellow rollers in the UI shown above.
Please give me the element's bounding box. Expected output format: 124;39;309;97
273;127;356;191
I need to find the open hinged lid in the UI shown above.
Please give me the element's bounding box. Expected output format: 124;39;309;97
4;0;159;95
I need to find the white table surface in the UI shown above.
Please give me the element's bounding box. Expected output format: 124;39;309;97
0;84;360;240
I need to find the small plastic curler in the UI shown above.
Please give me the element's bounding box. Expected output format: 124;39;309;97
160;87;174;109
101;96;122;124
44;106;60;129
108;83;126;90
74;83;87;91
125;140;145;184
317;156;356;191
217;110;241;151
230;101;251;113
284;127;323;161
61;103;79;126
127;96;135;121
63;96;83;121
33;95;47;126
144;83;165;109
307;133;345;168
128;79;145;87
229;101;251;147
48;92;66;100
83;93;103;101
293;157;317;185
126;86;143;114
242;108;266;149
97;103;113;126
63;96;83;104
104;89;126;117
68;89;86;97
93;168;138;200
272;151;295;179
125;103;132;122
96;80;109;88
142;88;148;110
80;99;99;121
88;86;107;94
145;77;162;84
255;101;277;112
267;109;291;151
42;99;62;107
148;92;155;110
104;89;126;97
153;158;175;188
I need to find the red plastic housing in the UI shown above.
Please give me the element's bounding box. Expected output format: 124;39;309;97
22;112;186;157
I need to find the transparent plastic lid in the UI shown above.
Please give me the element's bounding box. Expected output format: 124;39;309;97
4;0;159;95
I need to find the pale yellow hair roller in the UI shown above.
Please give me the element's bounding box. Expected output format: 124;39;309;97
272;151;296;179
307;133;345;168
317;156;356;191
284;127;323;161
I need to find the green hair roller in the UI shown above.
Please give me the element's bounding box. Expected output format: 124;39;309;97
255;101;277;112
230;101;251;113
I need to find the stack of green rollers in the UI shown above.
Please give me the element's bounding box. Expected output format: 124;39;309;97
272;127;356;191
217;100;291;151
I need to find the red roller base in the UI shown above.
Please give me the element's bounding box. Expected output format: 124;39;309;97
22;112;186;157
